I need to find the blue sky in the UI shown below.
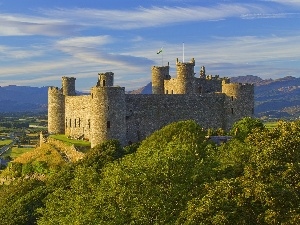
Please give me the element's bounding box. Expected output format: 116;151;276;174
1;0;300;91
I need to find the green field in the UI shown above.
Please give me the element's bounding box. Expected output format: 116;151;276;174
50;134;91;147
1;146;34;159
264;121;278;129
0;139;12;147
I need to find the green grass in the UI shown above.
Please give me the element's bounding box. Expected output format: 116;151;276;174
0;139;12;147
50;134;91;147
2;147;34;159
264;121;278;130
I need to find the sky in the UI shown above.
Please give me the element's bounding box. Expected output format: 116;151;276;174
1;0;300;91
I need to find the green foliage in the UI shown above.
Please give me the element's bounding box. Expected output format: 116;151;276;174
94;120;218;224
79;139;124;169
230;117;265;141
37;140;125;224
0;179;47;225
178;119;300;224
1;119;300;224
123;141;140;155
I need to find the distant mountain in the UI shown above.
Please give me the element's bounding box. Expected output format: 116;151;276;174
127;82;152;94
0;85;48;112
230;75;263;84
2;76;300;119
253;76;300;119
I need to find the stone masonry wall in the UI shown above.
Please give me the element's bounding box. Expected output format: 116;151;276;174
222;83;254;130
47;137;84;162
125;93;225;144
90;86;126;148
65;95;91;140
152;65;169;94
48;87;65;134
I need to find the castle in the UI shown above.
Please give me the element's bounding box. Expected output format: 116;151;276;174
48;58;254;147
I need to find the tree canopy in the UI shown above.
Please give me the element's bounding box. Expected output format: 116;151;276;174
0;119;300;224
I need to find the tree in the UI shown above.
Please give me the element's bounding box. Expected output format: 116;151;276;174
177;120;300;224
38;140;125;224
230;117;264;141
0;179;47;225
94;120;219;224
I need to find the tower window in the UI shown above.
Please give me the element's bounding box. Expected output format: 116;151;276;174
88;119;90;129
231;108;234;114
166;90;168;94
171;90;174;94
103;80;106;86
78;118;81;127
66;118;68;128
69;119;72;127
107;121;111;129
74;119;77;127
231;96;234;101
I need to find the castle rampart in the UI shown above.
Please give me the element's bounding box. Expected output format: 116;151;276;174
65;95;91;139
48;57;254;147
97;72;114;87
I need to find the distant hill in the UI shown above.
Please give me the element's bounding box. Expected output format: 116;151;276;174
230;75;263;84
2;76;300;119
0;85;48;112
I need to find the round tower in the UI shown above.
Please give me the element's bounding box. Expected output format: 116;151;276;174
151;65;170;94
62;77;76;96
176;58;195;94
90;86;126;148
48;87;65;134
97;72;114;87
222;82;254;130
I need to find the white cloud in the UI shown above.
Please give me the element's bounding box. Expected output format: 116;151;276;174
267;0;300;6
0;13;81;36
0;45;44;59
41;4;267;30
0;3;292;37
55;36;154;70
56;35;113;48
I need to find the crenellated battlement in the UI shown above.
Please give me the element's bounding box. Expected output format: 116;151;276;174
97;72;114;87
62;76;76;96
48;57;254;147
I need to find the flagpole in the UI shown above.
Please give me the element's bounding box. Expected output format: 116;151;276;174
157;47;163;66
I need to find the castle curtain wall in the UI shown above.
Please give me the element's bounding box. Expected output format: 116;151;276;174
64;95;91;139
125;93;225;144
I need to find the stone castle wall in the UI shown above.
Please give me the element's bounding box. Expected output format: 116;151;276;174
62;77;76;96
222;83;254;130
90;86;127;147
65;95;91;139
48;87;65;134
151;65;170;94
125;93;225;144
48;57;254;147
